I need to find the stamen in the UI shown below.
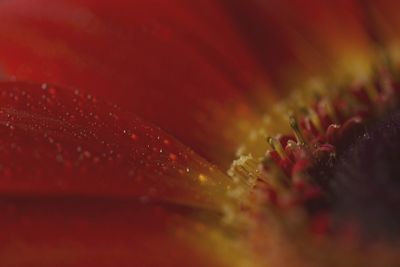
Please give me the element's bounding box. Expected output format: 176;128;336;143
267;136;286;159
365;82;379;103
322;98;338;124
228;154;259;186
307;107;324;134
289;115;306;146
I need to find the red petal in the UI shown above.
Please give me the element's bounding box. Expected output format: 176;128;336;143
0;0;265;167
0;197;228;267
0;81;239;265
0;81;234;208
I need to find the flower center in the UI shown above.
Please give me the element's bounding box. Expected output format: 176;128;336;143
328;108;400;241
227;61;400;245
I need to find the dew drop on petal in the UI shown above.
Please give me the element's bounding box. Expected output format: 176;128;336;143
131;133;138;141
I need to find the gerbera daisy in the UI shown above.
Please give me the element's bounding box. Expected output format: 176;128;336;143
0;1;399;266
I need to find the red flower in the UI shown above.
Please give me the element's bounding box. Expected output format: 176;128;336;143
1;1;400;266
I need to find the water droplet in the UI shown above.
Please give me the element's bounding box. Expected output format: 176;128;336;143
83;151;91;158
131;133;138;141
198;174;207;184
169;153;177;161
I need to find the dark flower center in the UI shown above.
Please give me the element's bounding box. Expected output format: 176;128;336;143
327;109;400;241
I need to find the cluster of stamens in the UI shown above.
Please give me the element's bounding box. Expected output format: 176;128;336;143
228;65;400;240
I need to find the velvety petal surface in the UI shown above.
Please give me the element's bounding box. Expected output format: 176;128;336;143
0;81;235;207
0;197;230;267
0;81;246;266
